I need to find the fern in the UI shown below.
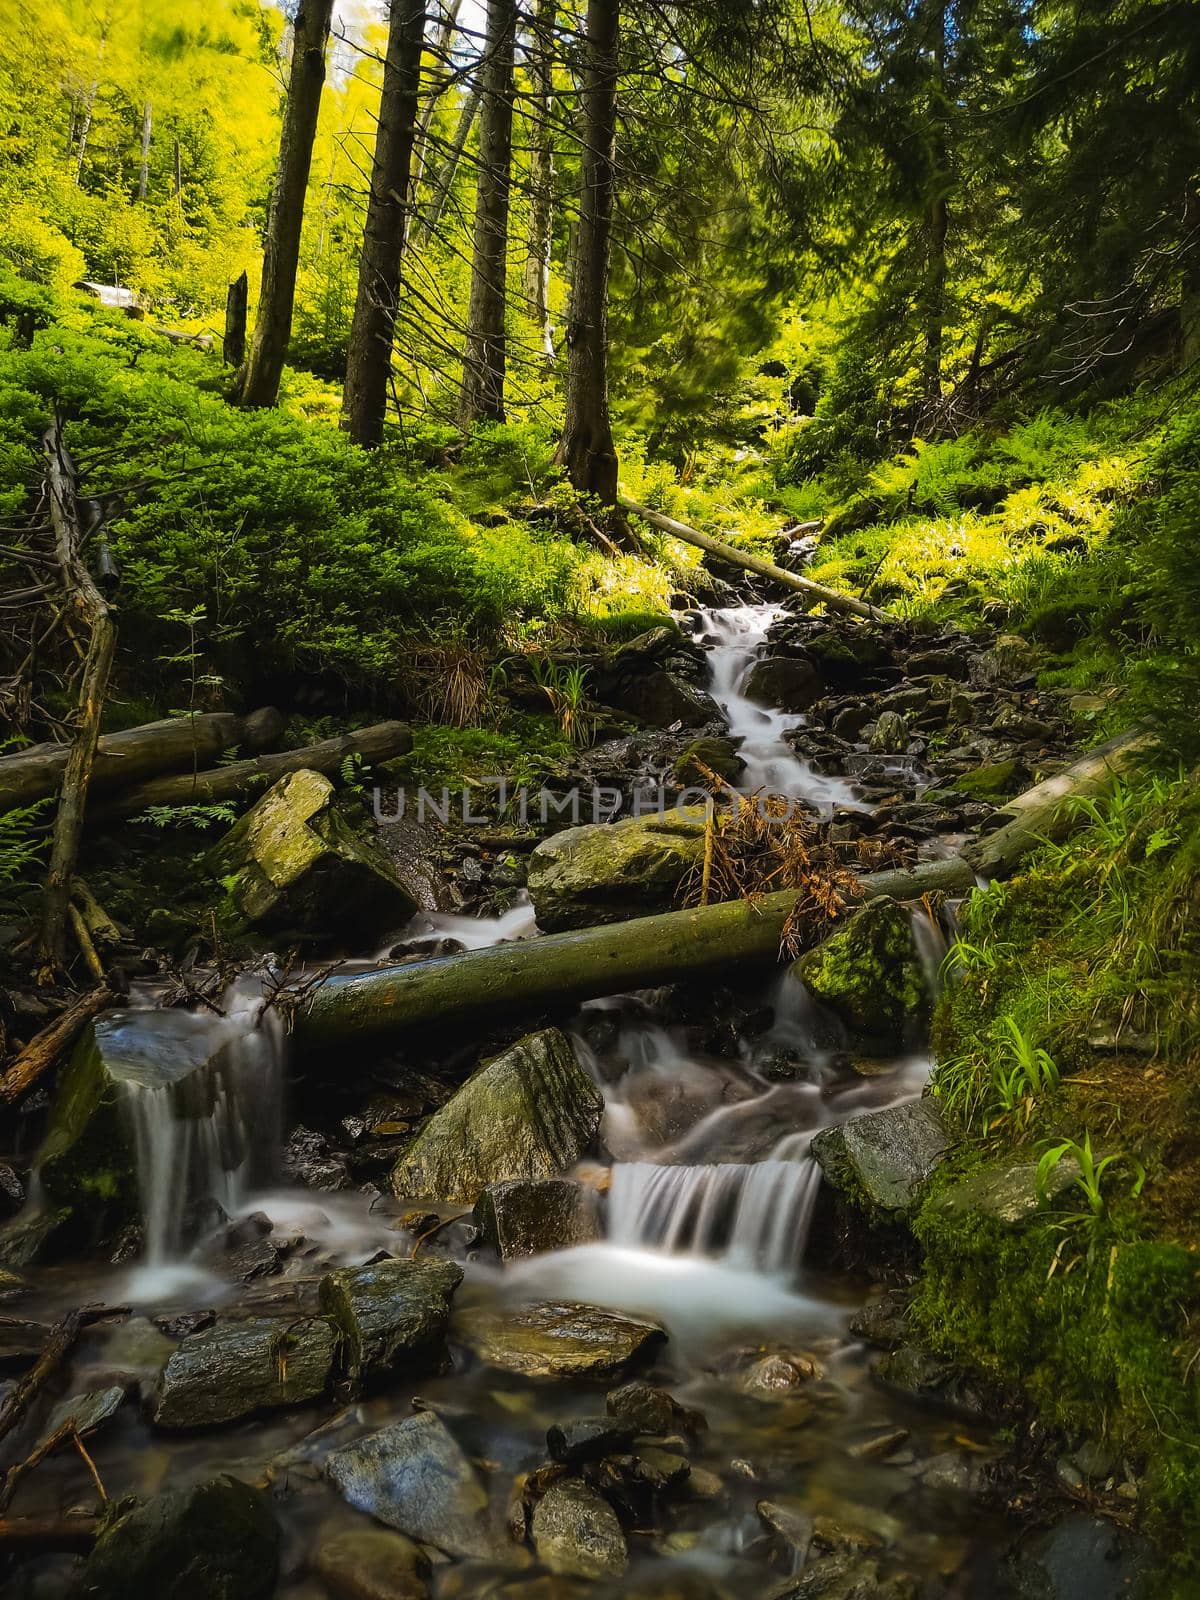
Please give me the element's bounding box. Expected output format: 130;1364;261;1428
130;802;239;830
0;798;51;885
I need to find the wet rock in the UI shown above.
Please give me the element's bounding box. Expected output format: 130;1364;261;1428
207;768;415;941
846;1427;909;1461
758;1498;814;1560
672;736;745;786
630;1445;690;1490
741;1353;822;1395
804;630;894;687
81;1474;279;1600
283;1124;350;1191
326;1411;498;1560
847;1291;909;1348
153;1314;336;1428
606;1380;705;1437
743;655;823;712
1008;1513;1153;1600
868;711;909;754
794;900;929;1047
528;809;707;931
391;1029;602;1205
931;1155;1079;1226
0;1162;24;1214
907;647;968;679
598;668;715;729
774;1551;917;1600
812;1099;951;1215
872;1345;992;1422
918;1449;987;1497
454;1300;666;1379
532;1477;627;1579
312;1526;430;1600
547;1415;637;1464
474;1178;601;1259
319;1256;462;1381
39;1384;125;1446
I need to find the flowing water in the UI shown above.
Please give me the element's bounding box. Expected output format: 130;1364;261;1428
1;602;1018;1596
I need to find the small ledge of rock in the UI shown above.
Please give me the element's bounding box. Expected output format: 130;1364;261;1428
811;1099;952;1215
390;1029;603;1205
531;1477;628;1579
930;1155;1080;1226
153;1314;336;1429
453;1299;666;1379
474;1177;601;1259
319;1256;462;1381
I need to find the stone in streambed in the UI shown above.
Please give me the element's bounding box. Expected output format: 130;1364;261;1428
207;768;415;941
81;1474;279;1600
319;1256;462;1381
38;1383;125;1447
598;668;715;729
312;1526;430;1600
606;1379;706;1436
743;655;823;712
474;1178;601;1259
527;808;708;931
153;1314;336;1428
547;1415;637;1464
326;1411;498;1560
794;900;929;1047
532;1477;627;1579
672;735;744;785
1008;1513;1153;1600
454;1300;666;1380
390;1029;602;1205
811;1099;951;1216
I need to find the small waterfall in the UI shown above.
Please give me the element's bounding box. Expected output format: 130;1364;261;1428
608;1154;822;1276
700;604;858;813
910;903;951;1000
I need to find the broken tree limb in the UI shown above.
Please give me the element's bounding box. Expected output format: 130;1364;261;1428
92;721;413;821
617;495;896;623
37;424;117;966
966;725;1160;880
0;1514;100;1551
294;855;973;1052
0;985;115;1106
0;706;285;811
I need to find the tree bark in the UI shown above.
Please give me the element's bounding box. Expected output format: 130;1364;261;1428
137;99;152;200
1181;187;1200;370
458;0;517;427
405;0;466;247
523;0;558;367
618;497;896;622
224;271;249;367
341;0;428;448
0;708;283;812
91;721;412;821
295;856;974;1052
416;86;481;247
234;0;335;408
558;0;620;500
920;0;949;409
0;986;115;1107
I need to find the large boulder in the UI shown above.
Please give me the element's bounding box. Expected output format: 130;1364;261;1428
81;1475;279;1600
527;809;707;931
812;1100;952;1216
793;900;929;1047
390;1029;603;1205
743;655;823;712
208;769;415;941
153;1314;337;1428
532;1477;628;1579
474;1178;601;1259
454;1299;666;1379
597;668;716;729
319;1257;462;1382
326;1411;500;1560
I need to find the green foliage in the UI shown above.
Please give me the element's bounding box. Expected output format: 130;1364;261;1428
129;802;239;831
1037;1132;1146;1227
0;798;50;886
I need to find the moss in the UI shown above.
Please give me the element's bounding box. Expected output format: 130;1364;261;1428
952;758;1024;799
36;1025;138;1246
796;899;929;1045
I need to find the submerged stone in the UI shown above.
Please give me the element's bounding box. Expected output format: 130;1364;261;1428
474;1178;601;1259
39;1383;125;1447
454;1299;666;1379
319;1256;462;1381
326;1411;497;1560
390;1029;603;1205
527;809;708;931
312;1526;430;1600
81;1474;279;1600
532;1477;627;1579
547;1415;637;1464
153;1313;336;1428
208;768;415;942
811;1099;951;1215
794;900;929;1046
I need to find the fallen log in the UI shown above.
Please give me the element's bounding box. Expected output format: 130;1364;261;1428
93;720;414;821
295;855;973;1052
0;1514;100;1551
0;706;284;811
0;985;115;1106
618;495;895;623
966;726;1159;880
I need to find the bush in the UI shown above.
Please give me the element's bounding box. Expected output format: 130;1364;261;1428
0;206;85;294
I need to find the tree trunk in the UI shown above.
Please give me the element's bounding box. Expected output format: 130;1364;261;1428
234;0;335;409
523;0;558;367
405;0;465;247
0;986;115;1107
0;708;282;812
173;138;182;198
137;99;152;200
458;0;517;427
558;0;619;501
920;0;949;409
92;722;412;821
224;271;249;367
341;0;428;448
295;856;974;1052
416;86;481;247
1181;187;1200;370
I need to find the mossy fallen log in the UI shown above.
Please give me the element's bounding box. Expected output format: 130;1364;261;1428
966;725;1159;879
91;721;412;822
294;855;973;1052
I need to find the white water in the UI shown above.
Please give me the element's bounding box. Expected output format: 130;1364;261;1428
699;603;858;813
381;889;538;958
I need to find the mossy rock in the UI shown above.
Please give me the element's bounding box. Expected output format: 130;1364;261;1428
672;738;744;786
812;1099;952;1217
319;1257;463;1381
153;1314;337;1428
952;758;1026;799
207;768;415;943
527;808;708;931
793;900;929;1046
